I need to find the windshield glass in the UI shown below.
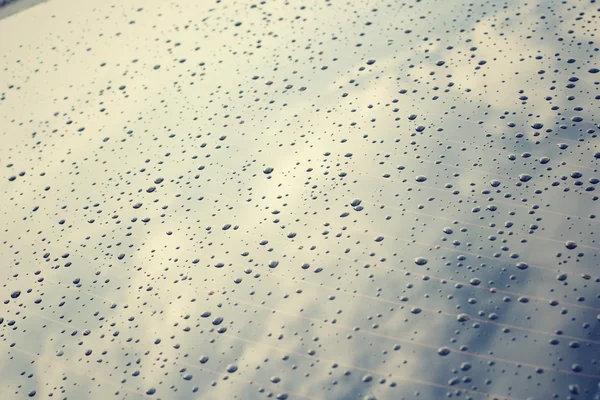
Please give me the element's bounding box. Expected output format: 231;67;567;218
1;0;599;399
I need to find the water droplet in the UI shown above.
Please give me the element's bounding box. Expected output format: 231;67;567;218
226;364;238;373
518;174;532;182
414;257;428;266
437;347;451;356
457;313;470;322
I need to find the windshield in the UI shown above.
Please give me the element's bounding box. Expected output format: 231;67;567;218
1;0;599;399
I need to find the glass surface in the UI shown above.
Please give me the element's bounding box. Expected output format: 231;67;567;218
1;0;599;399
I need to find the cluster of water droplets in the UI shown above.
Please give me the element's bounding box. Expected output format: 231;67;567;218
1;0;600;399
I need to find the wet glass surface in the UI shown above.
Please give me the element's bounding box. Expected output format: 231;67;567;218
1;0;600;399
